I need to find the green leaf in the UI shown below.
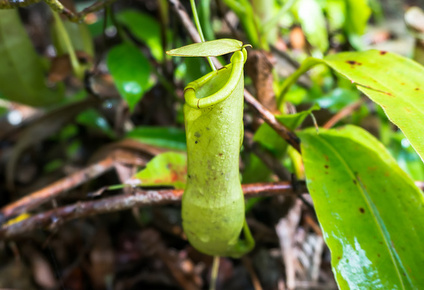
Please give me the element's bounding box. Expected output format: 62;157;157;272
299;125;424;289
280;50;424;161
344;0;371;37
292;0;328;52
254;104;319;156
0;10;63;106
166;39;244;57
324;50;424;162
325;0;346;32
76;109;115;139
126;126;186;151
132;152;187;189
116;10;163;61
388;131;424;181
106;43;152;111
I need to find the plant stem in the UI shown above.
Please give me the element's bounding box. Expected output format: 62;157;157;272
210;256;220;290
190;0;216;71
52;12;85;80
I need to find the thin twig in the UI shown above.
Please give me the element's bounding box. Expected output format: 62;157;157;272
323;99;364;129
244;90;301;152
59;0;118;22
1;157;115;221
76;0;117;19
169;0;202;43
0;182;299;239
168;0;301;152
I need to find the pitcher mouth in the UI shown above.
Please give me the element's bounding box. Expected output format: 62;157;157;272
184;48;247;109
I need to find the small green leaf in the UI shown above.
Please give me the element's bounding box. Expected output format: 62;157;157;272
292;0;328;52
76;109;115;139
132;152;187;189
254;104;319;156
325;0;346;32
345;0;371;42
116;10;163;61
299;125;424;289
106;43;152;111
126;126;186;151
166;39;244;57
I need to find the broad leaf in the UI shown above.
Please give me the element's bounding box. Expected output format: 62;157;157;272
0;10;63;106
166;39;243;57
117;10;163;61
107;43;152;111
132;152;187;189
280;50;424;161
299;125;424;289
126;126;186;151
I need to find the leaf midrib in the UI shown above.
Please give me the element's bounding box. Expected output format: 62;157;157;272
313;134;406;289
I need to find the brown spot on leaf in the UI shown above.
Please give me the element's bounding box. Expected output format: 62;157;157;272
377;254;381;257
324;165;329;169
346;60;362;66
380;51;387;55
359;207;365;213
353;179;357;185
415;88;420;91
195;141;198;144
337;256;341;260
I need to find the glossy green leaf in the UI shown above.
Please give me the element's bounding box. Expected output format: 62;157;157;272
280;50;424;161
133;152;187;189
325;50;424;162
106;43;152;111
166;39;244;57
299;125;424;289
116;10;163;61
0;10;63;106
292;0;328;52
126;126;186;151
